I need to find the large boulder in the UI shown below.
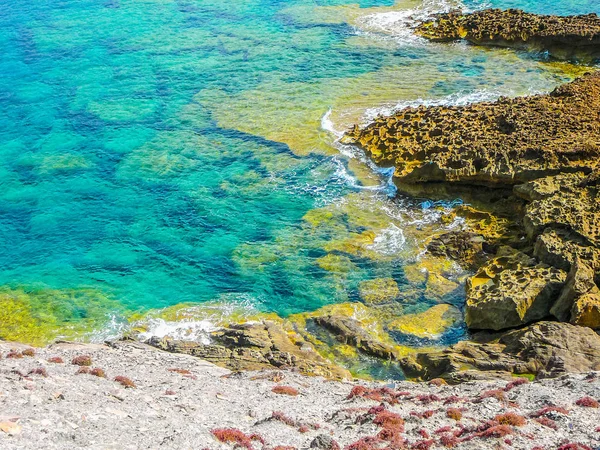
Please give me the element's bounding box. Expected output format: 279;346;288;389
400;321;600;382
465;249;566;330
342;73;600;187
415;9;600;57
146;320;350;380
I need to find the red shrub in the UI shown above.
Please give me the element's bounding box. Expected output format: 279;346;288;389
575;397;599;408
419;429;430;439
346;436;382;450
114;376;136;388
435;426;453;435
416;394;440;405
76;367;90;375
535;417;557;430
443;395;463;405
373;410;405;432
446;408;462;421
48;357;64;364
439;434;459;448
429;378;446;386
28;367;47;377
90;368;106;378
6;351;23;359
273;447;296;450
557;444;593;450
71;355;92;366
22;348;36;357
410;410;435;419
411;439;434;450
530;406;569;417
504;378;529;391
272;385;299;396
478;389;507;403
494;412;526;426
478;425;513;438
271;411;296;427
211;428;264;450
347;386;407;405
165;390;177;395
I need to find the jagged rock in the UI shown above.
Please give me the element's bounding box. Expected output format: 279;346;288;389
146;321;350;380
522;172;600;247
310;434;341;450
533;228;600;273
465;249;566;330
551;258;598;322
312;315;397;360
427;231;486;270
415;9;600;58
342;73;600;187
400;321;600;382
572;292;600;328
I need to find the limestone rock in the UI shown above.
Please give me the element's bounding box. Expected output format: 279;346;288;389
387;304;462;338
522;172;600;247
427;231;486;270
551;258;598;322
534;228;600;273
146;321;350;380
415;9;600;57
400;321;600;382
572;292;600;328
312;315;397;360
342;73;600;187
465;250;566;330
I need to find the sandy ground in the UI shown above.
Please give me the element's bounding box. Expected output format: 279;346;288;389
0;340;599;450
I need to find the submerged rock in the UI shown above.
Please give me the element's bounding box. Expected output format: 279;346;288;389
387;304;462;339
342;72;600;187
415;9;600;58
400;321;600;382
358;278;400;305
427;231;486;270
146;320;350;380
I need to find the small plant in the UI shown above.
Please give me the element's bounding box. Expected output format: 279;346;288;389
575;396;599;408
557;444;593;450
411;439;434;450
28;367;47;377
439;434;459;448
168;368;192;375
211;428;264;450
416;394;440;405
494;412;526;426
272;385;299;396
410;410;435;419
76;367;91;375
429;378;447;386
298;425;309;433
270;411;296;427
114;375;136;388
478;425;513;438
435;426;453;434
71;355;92;366
478;389;507;403
47;357;64;364
165;389;177;395
443;395;463;405
273;447;296;450
90;368;106;378
373;410;405;431
504;378;528;391
530;406;569;417
535;417;557;430
22;348;36;357
346;436;382;450
446;408;462;421
6;351;23;359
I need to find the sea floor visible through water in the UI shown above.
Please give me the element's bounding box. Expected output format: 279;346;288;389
0;0;598;378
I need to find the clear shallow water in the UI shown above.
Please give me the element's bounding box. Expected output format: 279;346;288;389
0;0;596;346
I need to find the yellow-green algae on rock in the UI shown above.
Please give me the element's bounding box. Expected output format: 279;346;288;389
0;287;126;346
388;304;462;339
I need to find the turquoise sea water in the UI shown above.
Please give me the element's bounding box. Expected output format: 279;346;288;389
0;0;598;345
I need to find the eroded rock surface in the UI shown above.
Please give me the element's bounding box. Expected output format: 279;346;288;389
400;321;600;382
146;320;351;380
465;248;566;330
342;72;600;186
415;9;600;56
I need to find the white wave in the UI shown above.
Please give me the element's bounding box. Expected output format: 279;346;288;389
362;89;502;125
355;0;469;46
89;313;131;343
321;108;344;138
137;318;217;344
367;223;407;255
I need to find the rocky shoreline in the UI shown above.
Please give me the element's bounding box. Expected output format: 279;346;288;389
415;9;600;59
0;340;599;449
340;71;600;382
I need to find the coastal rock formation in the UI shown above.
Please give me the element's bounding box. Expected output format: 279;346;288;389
400;321;600;382
341;72;600;186
387;304;462;338
146;320;350;379
312;315;398;360
415;9;600;55
427;231;487;270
